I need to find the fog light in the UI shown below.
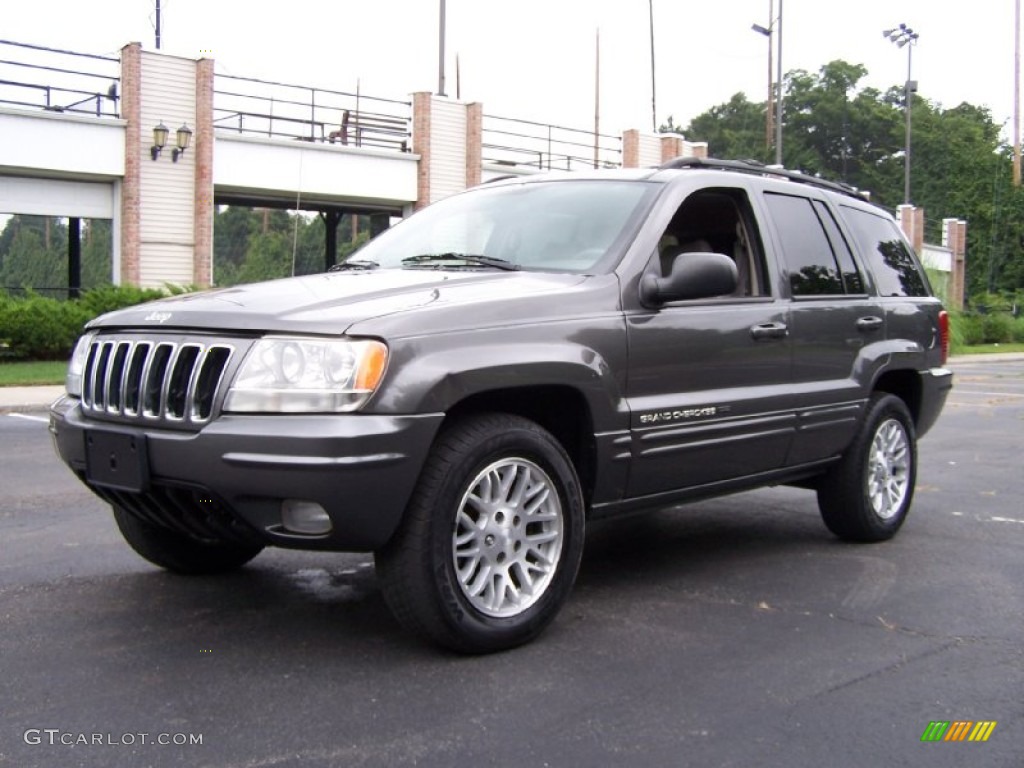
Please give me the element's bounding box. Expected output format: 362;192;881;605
281;500;332;535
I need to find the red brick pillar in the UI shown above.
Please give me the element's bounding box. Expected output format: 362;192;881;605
622;130;640;168
466;102;483;188
660;135;684;163
412;92;432;210
943;218;967;311
897;204;924;254
193;57;214;287
119;42;142;285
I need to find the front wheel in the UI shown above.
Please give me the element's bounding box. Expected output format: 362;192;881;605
376;413;585;653
817;393;918;542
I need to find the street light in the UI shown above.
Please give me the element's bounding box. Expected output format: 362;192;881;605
752;0;784;167
883;23;919;204
751;0;774;153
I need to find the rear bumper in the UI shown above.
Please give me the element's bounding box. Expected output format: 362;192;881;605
50;396;443;551
916;367;953;438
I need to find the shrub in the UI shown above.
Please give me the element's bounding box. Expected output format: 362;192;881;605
78;284;168;317
1014;317;1024;344
0;293;91;360
980;313;1015;344
0;284;187;360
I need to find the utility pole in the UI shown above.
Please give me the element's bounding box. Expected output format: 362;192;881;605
649;0;657;132
1015;0;1021;186
775;0;783;166
155;0;162;49
594;29;601;168
437;0;447;96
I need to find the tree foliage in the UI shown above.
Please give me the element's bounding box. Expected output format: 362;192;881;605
672;59;1024;298
0;209;375;294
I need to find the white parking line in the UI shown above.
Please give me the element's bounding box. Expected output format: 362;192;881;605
5;413;49;424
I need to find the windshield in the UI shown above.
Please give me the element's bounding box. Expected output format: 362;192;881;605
347;180;656;273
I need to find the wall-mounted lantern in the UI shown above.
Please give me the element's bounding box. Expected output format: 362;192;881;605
150;122;192;162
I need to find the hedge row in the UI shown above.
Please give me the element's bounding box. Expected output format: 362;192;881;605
951;311;1024;348
0;285;171;360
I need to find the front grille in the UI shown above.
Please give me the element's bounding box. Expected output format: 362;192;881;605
81;336;234;427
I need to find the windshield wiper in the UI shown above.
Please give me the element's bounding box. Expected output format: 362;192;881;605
328;259;379;272
401;253;521;271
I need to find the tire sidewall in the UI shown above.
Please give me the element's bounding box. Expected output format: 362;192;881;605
426;420;585;651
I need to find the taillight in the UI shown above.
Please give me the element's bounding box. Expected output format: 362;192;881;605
938;310;950;365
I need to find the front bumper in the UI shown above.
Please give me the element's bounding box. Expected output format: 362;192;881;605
50;395;444;552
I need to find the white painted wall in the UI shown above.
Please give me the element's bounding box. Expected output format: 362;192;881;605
428;99;467;203
0;175;116;218
636;134;662;167
0;107;124;179
138;52;197;287
214;134;418;206
921;244;952;272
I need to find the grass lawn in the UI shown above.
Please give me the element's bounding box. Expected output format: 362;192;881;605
0;360;68;387
953;343;1024;356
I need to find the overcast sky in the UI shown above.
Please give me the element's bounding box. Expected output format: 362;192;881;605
3;0;1020;140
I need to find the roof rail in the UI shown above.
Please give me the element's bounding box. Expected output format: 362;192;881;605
658;156;869;200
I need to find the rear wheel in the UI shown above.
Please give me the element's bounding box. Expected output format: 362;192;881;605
112;505;263;574
817;393;917;542
376;413;585;653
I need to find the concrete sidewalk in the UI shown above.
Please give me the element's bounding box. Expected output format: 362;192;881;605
0;385;65;412
1;354;1021;413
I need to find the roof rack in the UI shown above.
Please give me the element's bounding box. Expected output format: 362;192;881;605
658;156;869;200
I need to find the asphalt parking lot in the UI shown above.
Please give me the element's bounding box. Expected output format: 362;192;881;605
1;359;1022;767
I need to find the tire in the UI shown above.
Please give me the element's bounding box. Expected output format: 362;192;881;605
376;413;585;653
817;393;918;542
112;505;263;574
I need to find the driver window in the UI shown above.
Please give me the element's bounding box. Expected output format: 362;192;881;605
657;189;768;297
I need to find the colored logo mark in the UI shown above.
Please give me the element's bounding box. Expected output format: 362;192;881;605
921;721;997;742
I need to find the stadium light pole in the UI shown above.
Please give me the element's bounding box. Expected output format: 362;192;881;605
884;23;919;204
751;0;774;152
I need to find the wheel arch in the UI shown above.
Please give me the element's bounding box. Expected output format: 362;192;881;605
872;368;924;427
441;385;598;507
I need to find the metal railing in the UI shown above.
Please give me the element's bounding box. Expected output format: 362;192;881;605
482;114;621;171
213;73;411;152
0;39;120;118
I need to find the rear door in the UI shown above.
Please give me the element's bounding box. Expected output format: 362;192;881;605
758;191;884;465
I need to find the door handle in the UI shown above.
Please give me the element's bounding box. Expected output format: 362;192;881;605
856;316;884;333
750;322;789;340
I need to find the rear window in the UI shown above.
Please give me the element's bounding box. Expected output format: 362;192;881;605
839;206;929;297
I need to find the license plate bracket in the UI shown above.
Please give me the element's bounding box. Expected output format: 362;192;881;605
84;428;149;493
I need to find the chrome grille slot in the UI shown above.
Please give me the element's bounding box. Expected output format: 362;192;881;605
80;335;235;427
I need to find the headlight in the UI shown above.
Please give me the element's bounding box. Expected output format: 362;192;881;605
224;337;388;413
66;331;96;398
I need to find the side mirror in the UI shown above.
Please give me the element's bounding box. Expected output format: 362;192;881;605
640;251;738;305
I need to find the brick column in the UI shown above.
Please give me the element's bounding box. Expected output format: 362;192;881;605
660;135;684;163
119;42;142;285
943;218;967;311
897;204;924;254
412;92;432;210
466;102;483;188
193;57;214;287
622;129;640;168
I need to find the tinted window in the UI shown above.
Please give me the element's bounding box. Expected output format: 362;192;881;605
840;206;929;297
812;201;865;293
764;193;843;295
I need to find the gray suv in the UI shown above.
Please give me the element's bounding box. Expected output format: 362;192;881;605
50;158;953;653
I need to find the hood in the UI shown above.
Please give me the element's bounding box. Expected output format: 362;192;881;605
89;269;590;337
